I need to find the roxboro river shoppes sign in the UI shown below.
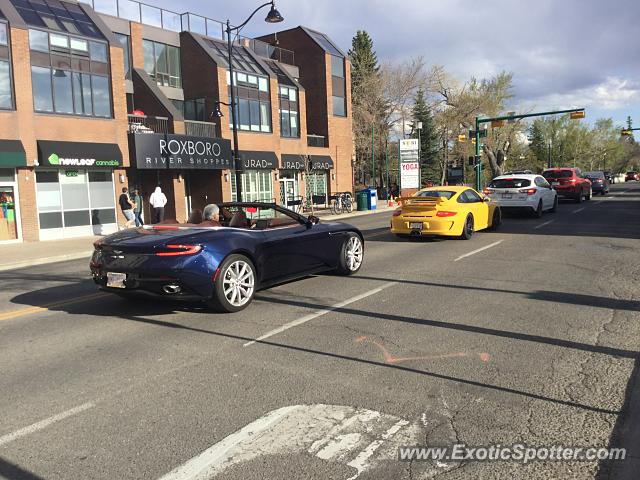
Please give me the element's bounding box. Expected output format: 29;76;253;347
130;133;232;170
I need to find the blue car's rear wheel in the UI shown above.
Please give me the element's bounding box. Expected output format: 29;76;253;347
209;254;256;312
336;233;364;275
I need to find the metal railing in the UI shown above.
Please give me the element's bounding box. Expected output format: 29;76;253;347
307;134;327;148
184;120;216;138
87;0;295;65
127;114;169;133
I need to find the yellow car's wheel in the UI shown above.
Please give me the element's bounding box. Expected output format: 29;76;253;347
460;214;474;240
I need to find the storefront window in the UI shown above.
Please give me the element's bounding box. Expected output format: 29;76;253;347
306;171;328;204
36;169;117;238
231;170;273;203
143;39;181;88
28;28;112;118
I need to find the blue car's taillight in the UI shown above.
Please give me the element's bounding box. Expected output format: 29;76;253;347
155;244;202;257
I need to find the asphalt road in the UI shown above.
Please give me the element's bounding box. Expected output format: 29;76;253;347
1;183;639;480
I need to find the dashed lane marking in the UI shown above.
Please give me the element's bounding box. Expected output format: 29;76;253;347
533;220;555;230
0;402;95;447
572;207;586;214
453;240;504;262
243;282;397;347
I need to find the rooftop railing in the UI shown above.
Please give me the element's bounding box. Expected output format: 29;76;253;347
86;0;295;65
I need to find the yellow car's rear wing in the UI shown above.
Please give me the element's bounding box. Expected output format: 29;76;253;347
396;196;446;206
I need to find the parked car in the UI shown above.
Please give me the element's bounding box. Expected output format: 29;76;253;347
602;170;614;184
584;171;609;195
542;168;592;203
626;171;639;182
484;174;557;217
390;186;501;240
90;202;364;312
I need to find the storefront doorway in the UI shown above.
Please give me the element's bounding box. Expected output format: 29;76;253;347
0;168;20;242
279;172;299;210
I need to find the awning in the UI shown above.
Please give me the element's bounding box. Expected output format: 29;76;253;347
310;155;334;170
0;140;27;167
281;154;306;170
239;150;278;170
38;140;122;168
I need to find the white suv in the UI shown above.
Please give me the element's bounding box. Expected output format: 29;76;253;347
483;174;558;217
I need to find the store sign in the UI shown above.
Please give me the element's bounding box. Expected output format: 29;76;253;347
310;155;334;170
64;170;79;177
238;151;278;170
281;154;306;170
400;161;420;189
129;133;232;170
38;140;123;169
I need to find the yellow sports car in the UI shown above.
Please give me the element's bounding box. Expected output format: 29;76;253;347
390;186;501;239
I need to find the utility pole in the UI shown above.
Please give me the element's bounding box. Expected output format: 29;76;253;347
371;124;375;187
547;140;552;169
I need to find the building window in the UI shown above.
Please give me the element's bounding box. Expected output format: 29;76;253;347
184;98;205;121
231;170;273;202
0;22;13;110
115;33;131;79
278;85;299;138
143;39;181;88
28;28;112;117
330;55;346;117
226;71;271;133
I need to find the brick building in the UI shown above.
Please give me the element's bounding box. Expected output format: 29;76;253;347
0;0;353;243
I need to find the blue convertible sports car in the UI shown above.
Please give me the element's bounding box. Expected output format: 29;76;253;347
90;202;364;312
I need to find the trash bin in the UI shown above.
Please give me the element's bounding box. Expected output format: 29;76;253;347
356;190;369;211
367;188;378;210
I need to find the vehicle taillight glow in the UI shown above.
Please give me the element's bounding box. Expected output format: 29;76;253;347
156;244;202;256
569;178;577;183
392;208;402;217
597;179;603;183
519;188;537;195
436;211;457;217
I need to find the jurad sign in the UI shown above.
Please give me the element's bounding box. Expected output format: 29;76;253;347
130;133;232;170
38;140;123;169
238;151;279;170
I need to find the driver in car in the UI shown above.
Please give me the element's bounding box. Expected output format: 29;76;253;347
200;204;221;227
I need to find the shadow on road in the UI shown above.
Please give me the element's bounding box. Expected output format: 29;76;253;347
0;457;46;480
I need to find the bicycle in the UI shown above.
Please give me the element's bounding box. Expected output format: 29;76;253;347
331;192;353;214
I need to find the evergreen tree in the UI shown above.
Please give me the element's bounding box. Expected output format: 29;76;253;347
410;89;440;184
348;30;379;100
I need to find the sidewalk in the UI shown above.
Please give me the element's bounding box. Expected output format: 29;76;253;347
0;204;394;272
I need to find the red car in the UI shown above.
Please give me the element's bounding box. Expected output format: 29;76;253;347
626;171;639;181
542;168;592;203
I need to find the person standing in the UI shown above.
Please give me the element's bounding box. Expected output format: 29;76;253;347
118;187;135;229
149;186;167;223
131;188;144;227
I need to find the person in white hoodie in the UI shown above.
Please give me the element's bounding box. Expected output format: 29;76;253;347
149;186;167;223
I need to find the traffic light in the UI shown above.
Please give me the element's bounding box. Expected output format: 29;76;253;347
621;130;633;136
458;134;467;142
570;111;585;119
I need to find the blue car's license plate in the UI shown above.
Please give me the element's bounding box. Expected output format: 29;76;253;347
107;272;127;288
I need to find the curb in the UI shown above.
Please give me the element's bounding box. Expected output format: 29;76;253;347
0;251;94;272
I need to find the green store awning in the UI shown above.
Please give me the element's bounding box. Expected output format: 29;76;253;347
0;140;27;167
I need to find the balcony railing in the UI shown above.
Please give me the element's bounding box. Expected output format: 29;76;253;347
128;114;169;133
185;120;217;138
307;134;327;148
87;0;295;65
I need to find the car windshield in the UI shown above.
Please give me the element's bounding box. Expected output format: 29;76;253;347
543;170;573;179
628;172;637;175
488;178;531;188
415;190;455;199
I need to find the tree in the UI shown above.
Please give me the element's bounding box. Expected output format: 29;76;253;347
348;31;379;100
410;89;439;183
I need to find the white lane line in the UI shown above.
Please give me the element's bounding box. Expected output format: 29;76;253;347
453;240;504;262
346;419;409;480
158;405;299;480
243;282;397;347
533;219;555;230
0;402;95;447
572;207;585;214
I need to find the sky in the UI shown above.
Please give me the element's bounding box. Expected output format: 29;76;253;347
150;0;640;129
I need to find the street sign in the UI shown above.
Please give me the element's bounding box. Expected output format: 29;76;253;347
570;111;585;119
400;161;420;189
491;120;505;128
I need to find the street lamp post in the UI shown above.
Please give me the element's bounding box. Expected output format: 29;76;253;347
216;2;283;202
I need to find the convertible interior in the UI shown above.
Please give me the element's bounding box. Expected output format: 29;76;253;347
177;205;302;230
